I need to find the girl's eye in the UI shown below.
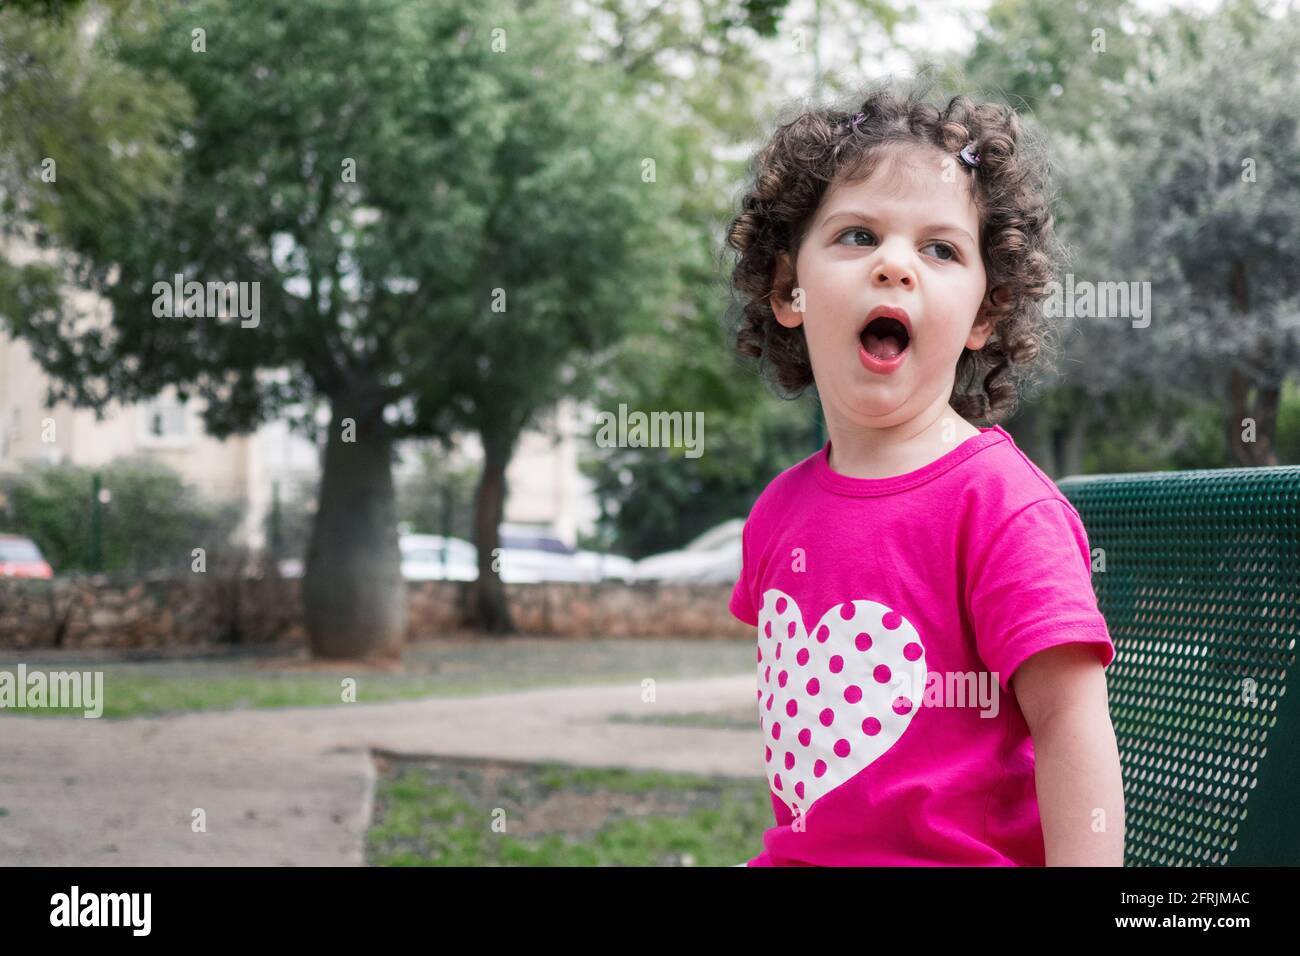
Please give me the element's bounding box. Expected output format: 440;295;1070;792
923;241;959;262
836;228;877;247
836;229;959;262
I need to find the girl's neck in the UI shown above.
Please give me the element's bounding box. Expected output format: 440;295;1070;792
824;404;981;481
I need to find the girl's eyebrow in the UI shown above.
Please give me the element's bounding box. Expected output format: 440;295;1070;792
822;210;975;245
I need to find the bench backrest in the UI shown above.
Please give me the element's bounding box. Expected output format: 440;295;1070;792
1059;466;1300;866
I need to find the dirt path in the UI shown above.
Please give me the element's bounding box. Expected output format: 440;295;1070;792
0;675;759;866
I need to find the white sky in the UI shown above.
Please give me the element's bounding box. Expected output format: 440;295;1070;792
764;0;1243;106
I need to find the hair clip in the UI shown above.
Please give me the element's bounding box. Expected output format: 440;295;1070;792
958;141;981;168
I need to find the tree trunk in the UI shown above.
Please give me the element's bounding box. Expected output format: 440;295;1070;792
301;398;406;659
1250;381;1280;466
1222;257;1279;468
468;435;515;634
1054;408;1088;478
1228;370;1281;467
1227;366;1250;466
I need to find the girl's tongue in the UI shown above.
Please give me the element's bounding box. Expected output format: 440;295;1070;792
862;328;905;359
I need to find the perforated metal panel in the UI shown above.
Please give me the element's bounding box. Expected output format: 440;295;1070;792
1058;466;1300;866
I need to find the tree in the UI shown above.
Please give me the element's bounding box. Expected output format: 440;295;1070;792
1088;0;1300;466
955;0;1142;144
0;0;678;654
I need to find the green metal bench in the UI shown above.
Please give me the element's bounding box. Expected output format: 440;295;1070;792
1059;466;1300;866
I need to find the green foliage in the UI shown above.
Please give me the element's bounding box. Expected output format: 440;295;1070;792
582;392;817;559
953;0;1300;469
956;0;1141;142
0;0;184;242
1278;379;1300;466
1082;387;1231;474
0;456;244;573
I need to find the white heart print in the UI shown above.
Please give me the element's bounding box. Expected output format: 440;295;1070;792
756;587;927;817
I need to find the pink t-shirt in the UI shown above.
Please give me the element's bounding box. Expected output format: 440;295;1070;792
729;424;1116;866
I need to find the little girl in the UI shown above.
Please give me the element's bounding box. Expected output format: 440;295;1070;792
723;77;1124;866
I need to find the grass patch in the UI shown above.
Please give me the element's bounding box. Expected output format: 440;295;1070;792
366;756;770;866
0;637;753;719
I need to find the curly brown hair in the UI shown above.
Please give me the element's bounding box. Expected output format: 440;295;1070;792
723;75;1067;424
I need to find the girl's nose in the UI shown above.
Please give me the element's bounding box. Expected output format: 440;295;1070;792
873;264;914;288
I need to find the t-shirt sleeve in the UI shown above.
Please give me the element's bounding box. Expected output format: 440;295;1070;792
729;518;759;627
968;497;1116;695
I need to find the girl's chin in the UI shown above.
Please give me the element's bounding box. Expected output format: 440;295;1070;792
833;386;910;421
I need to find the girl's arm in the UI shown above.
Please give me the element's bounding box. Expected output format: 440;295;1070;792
1012;642;1126;866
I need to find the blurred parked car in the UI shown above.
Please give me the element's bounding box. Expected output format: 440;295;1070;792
274;526;636;584
0;534;54;579
400;533;478;581
632;518;744;584
571;548;637;584
495;524;636;583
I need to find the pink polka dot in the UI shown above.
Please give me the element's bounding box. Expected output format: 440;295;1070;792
787;621;796;638
855;632;872;651
765;620;772;638
776;642;782;659
784;751;795;770
873;664;891;683
816;625;829;643
756;689;762;700
834;738;851;758
904;642;922;661
892;696;912;715
806;677;820;695
772;721;781;739
813;759;827;778
785;699;798;717
839;603;855;620
862;716;881;735
778;670;788;688
765;745;772;762
796;648;809;666
829;655;844;673
757;647;762;662
819;707;835;726
774;773;783;790
765;693;773;710
795;781;805;799
883;610;902;629
798;728;811;746
776;597;787;614
764;665;770;682
844;685;862;704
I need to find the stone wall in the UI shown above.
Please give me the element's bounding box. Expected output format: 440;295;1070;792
0;575;749;650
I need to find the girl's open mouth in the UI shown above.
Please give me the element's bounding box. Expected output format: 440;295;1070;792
858;315;910;374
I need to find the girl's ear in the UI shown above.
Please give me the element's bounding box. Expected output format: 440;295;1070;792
966;285;1004;349
770;252;804;329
